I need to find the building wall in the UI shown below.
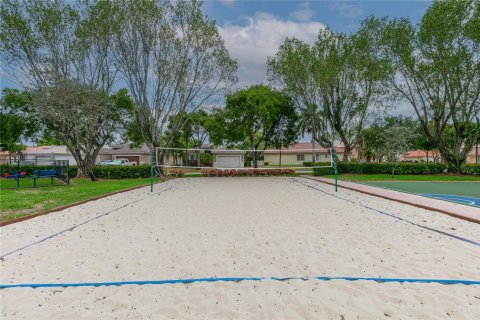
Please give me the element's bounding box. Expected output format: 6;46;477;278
467;154;479;164
264;152;335;165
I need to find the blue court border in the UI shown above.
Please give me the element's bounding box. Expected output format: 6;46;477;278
1;275;479;289
422;194;480;208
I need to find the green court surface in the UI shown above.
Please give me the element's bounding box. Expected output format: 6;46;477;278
362;181;480;208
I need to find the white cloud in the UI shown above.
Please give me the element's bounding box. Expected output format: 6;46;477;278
219;0;235;8
219;12;325;88
329;1;363;18
290;2;314;22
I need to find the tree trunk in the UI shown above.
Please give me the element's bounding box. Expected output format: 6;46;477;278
311;138;316;163
438;147;467;172
253;148;258;168
476;144;478;164
342;145;351;162
71;149;98;181
76;160;96;181
426;150;429;162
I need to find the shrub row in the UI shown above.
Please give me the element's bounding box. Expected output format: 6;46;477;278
460;164;480;175
201;168;295;177
92;165;152;179
303;161;332;167
313;162;480;176
313;162;448;176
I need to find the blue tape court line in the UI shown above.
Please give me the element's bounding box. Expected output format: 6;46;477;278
0;186;172;260
422;194;480;208
295;179;480;247
1;276;479;289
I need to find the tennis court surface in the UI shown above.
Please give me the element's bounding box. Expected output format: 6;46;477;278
362;181;480;208
1;177;479;319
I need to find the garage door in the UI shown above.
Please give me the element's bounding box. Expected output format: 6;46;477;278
216;155;241;168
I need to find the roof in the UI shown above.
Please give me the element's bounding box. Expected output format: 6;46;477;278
100;144;150;155
264;142;345;154
21;146;71;155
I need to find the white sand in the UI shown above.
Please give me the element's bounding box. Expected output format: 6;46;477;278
1;177;479;319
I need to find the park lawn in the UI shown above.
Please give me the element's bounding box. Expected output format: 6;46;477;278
0;178;162;223
324;174;480;182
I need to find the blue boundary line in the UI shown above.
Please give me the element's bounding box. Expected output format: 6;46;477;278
0;186;172;260
1;276;479;289
422;194;480;208
295;179;480;247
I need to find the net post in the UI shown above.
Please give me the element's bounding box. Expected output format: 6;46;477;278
17;159;20;188
150;147;155;193
333;148;338;192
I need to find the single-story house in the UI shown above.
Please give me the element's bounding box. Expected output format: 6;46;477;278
264;142;351;166
401;150;439;162
1;144;152;166
402;145;479;164
99;144;151;165
16;146;80;165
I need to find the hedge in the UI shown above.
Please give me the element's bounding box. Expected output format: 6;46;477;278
460;164;480;175
0;164;152;179
92;165;152;179
303;161;333;167
313;162;454;176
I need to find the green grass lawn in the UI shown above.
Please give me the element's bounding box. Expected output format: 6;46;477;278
0;178;162;223
324;174;480;182
0;177;65;189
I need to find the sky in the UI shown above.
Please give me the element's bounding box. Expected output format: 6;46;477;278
0;0;432;116
201;0;431;89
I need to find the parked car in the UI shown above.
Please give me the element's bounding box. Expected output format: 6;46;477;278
98;160;114;166
111;159;136;166
97;159;136;166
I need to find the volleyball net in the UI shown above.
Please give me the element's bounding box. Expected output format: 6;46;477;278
153;147;335;171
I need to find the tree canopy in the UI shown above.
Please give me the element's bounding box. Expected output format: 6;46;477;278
375;0;480;170
214;85;298;167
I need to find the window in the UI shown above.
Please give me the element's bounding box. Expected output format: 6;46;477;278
297;154;305;161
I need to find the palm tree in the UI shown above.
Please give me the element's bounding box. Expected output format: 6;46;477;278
298;103;322;164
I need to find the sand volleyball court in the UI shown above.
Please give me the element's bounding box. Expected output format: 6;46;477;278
1;177;479;319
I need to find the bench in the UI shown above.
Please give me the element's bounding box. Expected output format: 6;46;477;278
30;169;59;186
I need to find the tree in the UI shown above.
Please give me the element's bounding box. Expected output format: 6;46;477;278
1;0;119;178
269;22;389;161
377;0;480;171
108;0;237;172
220;85;298;168
268;38;332;149
380;125;416;177
32;80;129;180
360;123;385;162
0;89;39;163
0;0;116;90
297;104;323;163
165;110;211;149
